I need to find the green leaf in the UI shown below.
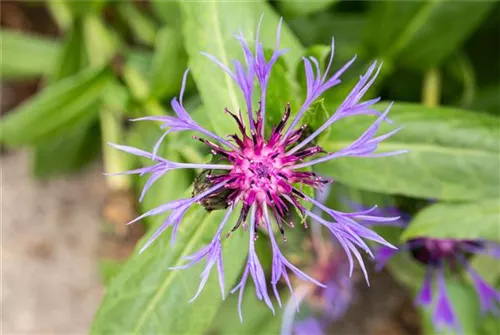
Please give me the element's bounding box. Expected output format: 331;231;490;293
210;281;284;335
296;44;330;93
366;1;495;68
277;0;337;19
420;278;480;335
265;49;300;128
402;198;500;242
387;251;426;290
117;2;158;47
47;0;73;31
91;207;247;334
129;126;192;216
151;0;181;27
65;0;107;17
180;1;304;135
290;12;366;53
33;118;101;178
83;14;120;67
478;313;500;335
471;254;500;285
471;84;500;116
49;19;87;83
0;66;112;146
0;29;59;78
318;102;500;201
302;98;330;137
149;27;188;99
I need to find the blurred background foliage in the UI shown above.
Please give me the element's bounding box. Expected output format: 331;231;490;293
1;1;499;334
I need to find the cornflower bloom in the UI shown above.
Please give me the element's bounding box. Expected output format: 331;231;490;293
373;206;500;334
109;18;403;319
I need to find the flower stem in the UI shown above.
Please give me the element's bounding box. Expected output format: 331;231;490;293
422;68;441;108
100;106;131;191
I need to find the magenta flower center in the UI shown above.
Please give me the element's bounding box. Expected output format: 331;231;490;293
199;105;328;237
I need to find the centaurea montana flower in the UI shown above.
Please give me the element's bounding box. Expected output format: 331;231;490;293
372;206;500;334
109;19;404;319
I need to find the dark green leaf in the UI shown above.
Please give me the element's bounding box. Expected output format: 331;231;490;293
471;84;500;116
296;44;331;92
65;0;107;17
402;198;500;242
277;0;337;19
302;99;330;138
180;1;304;135
386;251;426;290
149;27;188;99
318;102;500;201
0;29;59;78
290;12;366;54
366;1;495;68
33;118;101;178
0;66;112;146
265;49;300;128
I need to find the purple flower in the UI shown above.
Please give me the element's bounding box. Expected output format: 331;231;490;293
281;186;355;335
372;206;500;334
109;19;403;319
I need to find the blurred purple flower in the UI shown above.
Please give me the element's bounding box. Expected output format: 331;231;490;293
371;206;500;334
109;18;404;319
282;185;355;335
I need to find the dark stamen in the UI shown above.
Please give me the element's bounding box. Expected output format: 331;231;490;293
228;204;250;234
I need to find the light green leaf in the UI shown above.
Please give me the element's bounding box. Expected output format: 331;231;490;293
180;1;304;135
210;281;284;335
117;2;158;47
49;19;87;83
149;27;188;99
420;278;480;335
151;0;181;26
83;14;120;67
0;66;112;146
366;1;495;68
91;207;247;334
402;198;500;242
0;29;59;78
47;0;73;31
277;0;337;19
318;102;500;201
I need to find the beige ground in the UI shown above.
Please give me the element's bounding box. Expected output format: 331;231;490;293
1;151;104;334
